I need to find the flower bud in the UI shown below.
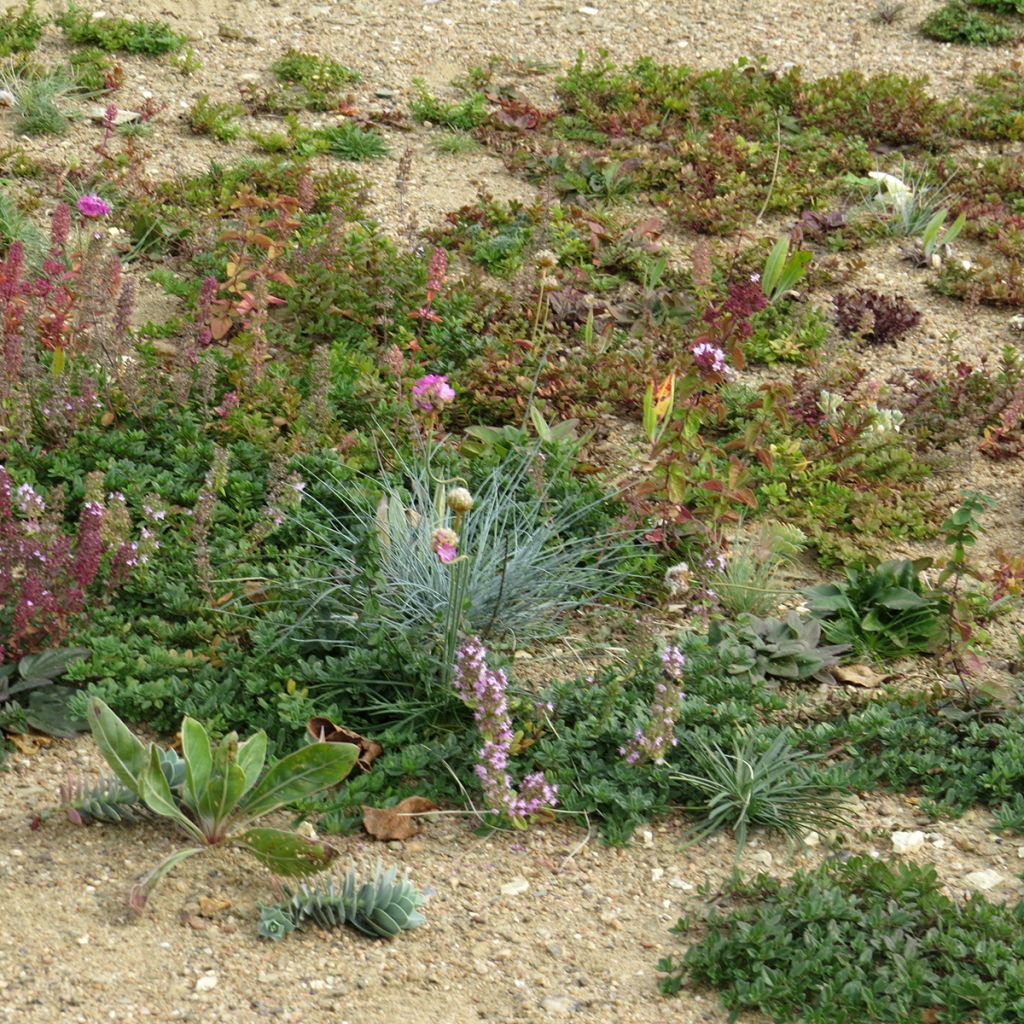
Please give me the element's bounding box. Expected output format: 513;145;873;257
447;487;473;514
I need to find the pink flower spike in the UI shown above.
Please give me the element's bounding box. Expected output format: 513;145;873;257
76;194;112;219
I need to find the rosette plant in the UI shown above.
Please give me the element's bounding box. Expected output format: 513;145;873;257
84;698;357;912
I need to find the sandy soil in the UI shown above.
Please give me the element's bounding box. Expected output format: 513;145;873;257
2;2;1024;1022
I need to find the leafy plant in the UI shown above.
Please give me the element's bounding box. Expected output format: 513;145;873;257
410;80;488;129
318;121;388;161
920;1;1018;45
804;558;947;660
0;1;45;56
58;4;186;54
709;612;847;685
187;93;244;142
920;207;967;262
833;288;922;345
0;646;88;737
659;856;1024;1021
263;49;360;111
259;861;426;940
710;522;808;616
432;132;482;155
78;698;357;912
812;689;1024;823
759;235;812;305
671;729;847;858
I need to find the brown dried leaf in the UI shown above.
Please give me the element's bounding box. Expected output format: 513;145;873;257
833;664;885;689
307;716;382;773
361;796;437;841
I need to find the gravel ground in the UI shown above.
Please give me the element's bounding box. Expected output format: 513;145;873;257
2;738;1023;1024
3;2;1024;1021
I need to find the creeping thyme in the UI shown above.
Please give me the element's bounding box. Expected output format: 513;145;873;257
621;645;686;765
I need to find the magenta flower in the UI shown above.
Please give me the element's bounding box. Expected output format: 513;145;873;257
76;194;112;219
431;527;459;563
411;373;456;412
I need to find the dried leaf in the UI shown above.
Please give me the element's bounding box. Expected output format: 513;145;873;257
833;664;885;689
306;716;382;773
361;796;436;841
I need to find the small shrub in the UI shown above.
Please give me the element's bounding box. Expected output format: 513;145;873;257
920;1;1018;45
833;288;921;345
660;856;1024;1022
0;1;45;56
187;93;244;142
58;4;186;54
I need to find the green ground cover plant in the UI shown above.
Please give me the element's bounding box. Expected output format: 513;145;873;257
659;856;1024;1022
58;4;186;54
0;2;45;56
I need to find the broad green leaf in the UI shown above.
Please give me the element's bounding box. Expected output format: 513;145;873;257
238;743;357;825
128;846;204;914
18;647;89;681
181;717;212;808
139;745;206;843
87;697;149;795
193;741;247;838
877;587;928;610
235;826;338;877
762;235;788;295
236;730;267;794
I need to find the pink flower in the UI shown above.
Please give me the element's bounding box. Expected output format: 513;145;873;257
76;194;112;219
412;373;456;412
431;527;459;563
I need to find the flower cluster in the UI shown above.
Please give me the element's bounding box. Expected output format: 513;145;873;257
692;342;730;375
0;467;143;658
453;637;558;819
620;645;686;766
76;194;112;220
411;373;455;412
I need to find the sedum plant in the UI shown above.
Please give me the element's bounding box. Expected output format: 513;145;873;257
258;861;426;941
78;698;357;912
709;612;848;686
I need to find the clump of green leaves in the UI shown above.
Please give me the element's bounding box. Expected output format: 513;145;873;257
187;93;244;142
659;856;1024;1021
711;523;807;615
0;2;45;56
671;729;847;858
920;1;1018;45
263;49;360;112
9;68;74;135
710;612;848;686
251;117;387;161
258;862;426;941
73;698;357;912
58;4;186;54
1;647;88;738
804;559;947;661
813;689;1024;823
67;46;121;92
410;79;489;129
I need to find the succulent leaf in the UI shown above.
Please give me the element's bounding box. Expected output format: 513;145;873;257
257;861;426;941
